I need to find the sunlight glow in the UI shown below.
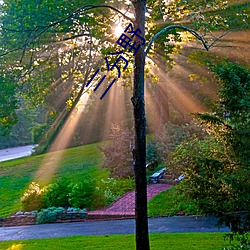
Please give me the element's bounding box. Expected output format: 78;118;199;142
35;93;90;184
7;244;23;250
114;24;124;37
34;43;215;184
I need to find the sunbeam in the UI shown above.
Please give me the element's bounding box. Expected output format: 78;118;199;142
35;92;90;184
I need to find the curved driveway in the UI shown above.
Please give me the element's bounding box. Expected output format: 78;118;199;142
0;216;229;241
0;145;36;162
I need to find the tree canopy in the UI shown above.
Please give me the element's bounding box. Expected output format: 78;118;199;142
0;0;248;134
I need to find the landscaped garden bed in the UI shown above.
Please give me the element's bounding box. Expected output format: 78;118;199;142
0;207;87;227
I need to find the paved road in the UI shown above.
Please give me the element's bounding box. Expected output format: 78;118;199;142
0;145;37;162
0;216;229;241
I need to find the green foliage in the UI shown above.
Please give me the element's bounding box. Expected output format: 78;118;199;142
168;136;240;212
93;177;134;209
32;123;47;144
168;61;250;233
93;178;117;208
20;182;45;212
148;186;199;217
99;124;134;178
68;180;94;209
20;172;133;212
0;142;102;217
0;75;18;136
0;104;44;148
223;233;250;250
209;2;250;30
36;206;64;224
43;178;71;208
148;122;206;165
146;140;160;171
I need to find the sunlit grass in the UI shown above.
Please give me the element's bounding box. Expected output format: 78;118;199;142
0;233;230;250
36;93;90;184
148;186;199;217
0;142;103;217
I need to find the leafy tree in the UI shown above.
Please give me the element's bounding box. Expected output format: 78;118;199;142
99;124;133;178
0;74;18;136
168;61;250;233
147;122;205;167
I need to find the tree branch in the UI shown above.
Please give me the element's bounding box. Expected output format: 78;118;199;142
1;4;133;33
0;4;133;57
145;25;210;56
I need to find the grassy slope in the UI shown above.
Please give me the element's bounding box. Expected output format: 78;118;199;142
0;143;103;217
0;233;230;250
148;186;200;217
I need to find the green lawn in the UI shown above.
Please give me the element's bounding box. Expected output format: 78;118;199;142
148;186;199;217
0;141;196;218
0;233;230;250
0;143;104;217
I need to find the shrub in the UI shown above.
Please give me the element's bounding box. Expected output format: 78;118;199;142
146;140;159;171
223;233;250;250
67;207;87;213
93;177;134;209
68;180;94;209
21;182;45;211
113;177;134;197
93;178;117;209
43;177;71;208
36;206;64;224
168;62;250;233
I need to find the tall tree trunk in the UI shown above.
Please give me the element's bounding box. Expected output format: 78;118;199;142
132;1;150;250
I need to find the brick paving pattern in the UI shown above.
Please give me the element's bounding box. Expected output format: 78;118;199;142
88;184;171;219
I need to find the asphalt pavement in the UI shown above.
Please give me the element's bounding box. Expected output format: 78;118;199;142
0;145;36;162
0;216;230;241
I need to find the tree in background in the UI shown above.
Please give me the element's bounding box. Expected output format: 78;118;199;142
0;74;18;136
99;124;133;178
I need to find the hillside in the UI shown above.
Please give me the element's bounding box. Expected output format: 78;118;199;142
0;143;103;217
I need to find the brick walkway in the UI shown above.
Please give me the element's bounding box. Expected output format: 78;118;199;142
88;184;171;219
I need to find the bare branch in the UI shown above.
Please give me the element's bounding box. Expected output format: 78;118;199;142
206;30;230;49
145;25;210;56
84;5;134;22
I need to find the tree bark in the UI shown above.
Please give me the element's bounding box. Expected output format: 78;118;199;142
131;1;150;250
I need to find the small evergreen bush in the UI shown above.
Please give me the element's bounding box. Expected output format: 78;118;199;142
36;206;64;224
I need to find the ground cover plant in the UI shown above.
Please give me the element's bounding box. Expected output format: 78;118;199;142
0;233;232;250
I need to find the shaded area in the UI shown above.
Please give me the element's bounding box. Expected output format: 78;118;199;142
0;216;230;241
